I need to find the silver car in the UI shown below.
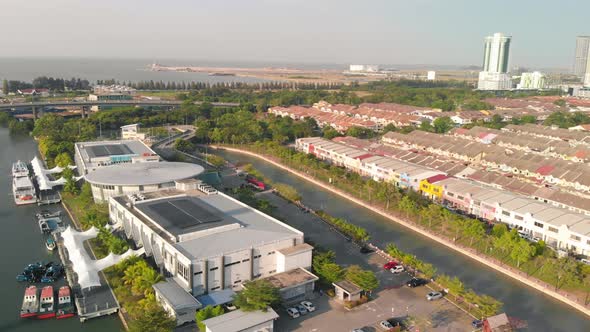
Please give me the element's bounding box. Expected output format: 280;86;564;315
426;291;443;301
379;320;394;330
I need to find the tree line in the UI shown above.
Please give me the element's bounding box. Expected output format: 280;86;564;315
2;76;90;93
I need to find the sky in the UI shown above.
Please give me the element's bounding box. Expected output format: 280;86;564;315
0;0;588;69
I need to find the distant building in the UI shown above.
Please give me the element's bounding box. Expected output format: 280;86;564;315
427;71;436;80
349;64;380;72
517;72;546;90
478;33;513;90
574;36;590;77
17;88;50;97
88;85;136;111
121;123;148;141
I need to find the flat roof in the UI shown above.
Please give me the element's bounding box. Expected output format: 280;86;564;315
203;309;278;332
136;196;234;237
84;162;204;186
197;289;236;307
75;139;156;165
152;279;201;310
278;243;313;256
333;280;362;294
262;268;318;290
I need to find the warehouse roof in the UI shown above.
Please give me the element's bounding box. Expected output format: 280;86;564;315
84;162;204;186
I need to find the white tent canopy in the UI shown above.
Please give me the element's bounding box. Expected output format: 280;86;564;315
31;156;77;191
61;226;144;289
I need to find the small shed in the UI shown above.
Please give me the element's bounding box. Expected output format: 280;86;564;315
333;280;362;302
484;312;514;332
153;280;202;326
203;308;279;332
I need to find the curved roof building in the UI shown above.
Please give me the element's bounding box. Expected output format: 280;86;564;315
85;162;205;202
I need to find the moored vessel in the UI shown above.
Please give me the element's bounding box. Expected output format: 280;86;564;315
56;286;76;319
37;286;55;319
12;160;29;178
20;286;39;318
13;176;37;205
45;237;56;251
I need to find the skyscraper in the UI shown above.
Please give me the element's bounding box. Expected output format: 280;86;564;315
574;36;590;77
478;33;513;90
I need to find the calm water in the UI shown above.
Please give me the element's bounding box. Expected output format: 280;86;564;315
0;57;273;84
0;128;121;331
215;149;590;332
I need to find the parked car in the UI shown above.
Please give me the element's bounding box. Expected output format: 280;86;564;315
383;261;398;270
300;301;315;312
426;291;443;301
286;307;300;318
407;277;427;288
390;265;405;274
379;320;394;330
295;304;308;315
472;319;483;328
360;245;374;254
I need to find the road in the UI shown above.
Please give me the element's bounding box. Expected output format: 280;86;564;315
0;99;239;110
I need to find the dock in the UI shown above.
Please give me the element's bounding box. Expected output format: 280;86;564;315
55;219;120;322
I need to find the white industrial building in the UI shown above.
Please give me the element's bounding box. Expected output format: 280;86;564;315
349;64;380;72
109;181;316;301
517;72;547;90
74;139;160;175
84;162;205;203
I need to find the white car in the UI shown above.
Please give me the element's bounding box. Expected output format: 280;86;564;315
379;320;394;330
426;291;443;301
390;265;405;274
286;307;300;318
300;301;315;312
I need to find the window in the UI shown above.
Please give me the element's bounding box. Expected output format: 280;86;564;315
233;280;242;284
210;267;218;271
253;254;261;259
268;270;276;274
570;235;581;242
242;259;250;263
253;273;262;278
211;286;220;291
534;222;543;228
267;251;275;255
447;192;455;197
224;261;240;267
548;226;558;233
457;195;464;200
514;215;524;221
177;263;189;282
194;271;203;275
502;211;510;216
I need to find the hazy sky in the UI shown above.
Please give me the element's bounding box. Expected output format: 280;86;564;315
1;0;588;68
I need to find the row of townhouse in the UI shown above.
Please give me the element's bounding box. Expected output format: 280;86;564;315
295;137;445;190
295;136;590;255
334;135;590;218
382;130;590;193
452;126;590;162
268;106;377;132
484;97;561;112
503;124;590;146
312;101;425;129
438;177;590;255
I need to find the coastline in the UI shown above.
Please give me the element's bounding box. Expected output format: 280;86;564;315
211;145;590;318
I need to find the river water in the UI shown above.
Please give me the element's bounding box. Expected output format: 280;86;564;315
0;128;121;331
214;149;590;332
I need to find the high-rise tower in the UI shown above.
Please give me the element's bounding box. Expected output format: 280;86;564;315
574;36;590;77
478;33;513;90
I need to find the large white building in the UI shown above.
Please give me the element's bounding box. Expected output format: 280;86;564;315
478;33;513;90
74;139;160;175
84;162;205;203
574;36;590;78
109;182;316;300
517;72;547;90
349;64;380;72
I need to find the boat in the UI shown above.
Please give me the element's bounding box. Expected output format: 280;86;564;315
37;286;55;319
12;160;29;178
36;210;61;220
20;286;39;318
13;176;37;206
41;264;64;283
38;217;63;234
55;286;76;319
45;237;56;251
39;219;50;233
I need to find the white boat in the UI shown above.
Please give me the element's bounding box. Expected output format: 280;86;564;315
13;176;37;205
12;160;29;178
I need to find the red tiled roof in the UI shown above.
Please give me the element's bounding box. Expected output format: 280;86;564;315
426;174;448;184
535;165;555;176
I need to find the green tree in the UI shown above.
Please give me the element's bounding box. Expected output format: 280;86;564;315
233;280;280;312
432;116;454;133
322;126;341;139
128;303;176;332
63;177;79;195
510;238;535;267
312;251;344;284
273;183;302;202
398;196;417;218
419;120;433;132
196;305;225;331
462;219;486;246
54;152;73;168
491;224;508;238
345;265;379;292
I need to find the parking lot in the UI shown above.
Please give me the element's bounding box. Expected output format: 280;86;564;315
259;191;475;332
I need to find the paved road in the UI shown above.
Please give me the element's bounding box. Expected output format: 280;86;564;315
0;99;239;110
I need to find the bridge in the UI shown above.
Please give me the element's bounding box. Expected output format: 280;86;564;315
0;100;240;118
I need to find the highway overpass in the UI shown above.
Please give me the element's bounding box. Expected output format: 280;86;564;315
0;99;239;111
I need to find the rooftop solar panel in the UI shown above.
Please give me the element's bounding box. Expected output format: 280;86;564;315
87;144;133;157
146;198;223;231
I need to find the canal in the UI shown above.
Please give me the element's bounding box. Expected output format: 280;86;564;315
0;128;121;332
214;149;590;332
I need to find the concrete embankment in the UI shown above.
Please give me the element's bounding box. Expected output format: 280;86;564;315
211;145;590;318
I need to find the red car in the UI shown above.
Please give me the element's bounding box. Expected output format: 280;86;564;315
383;261;398;270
